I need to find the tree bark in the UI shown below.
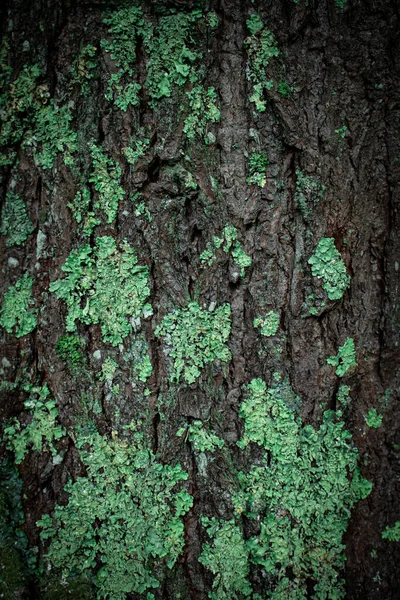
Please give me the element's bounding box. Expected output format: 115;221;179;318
0;0;399;598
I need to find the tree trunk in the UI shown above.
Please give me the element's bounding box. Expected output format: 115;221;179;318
0;0;399;599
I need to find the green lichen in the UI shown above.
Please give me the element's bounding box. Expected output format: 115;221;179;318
144;10;203;105
23;101;77;169
37;422;193;599
124;338;153;383
200;225;252;277
327;338;357;377
244;15;279;112
382;522;400;542
365;408;383;429
0;274;38;337
254;311;279;336
101;6;147;110
49;236;152;346
308;237;350;301
247;152;269;187
122;135;150;168
155;302;231;385
177;421;224;453
55;335;84;369
234;377;372;600
67;186;101;236
89;145;125;224
98;356;119;384
183;86;220;143
70;44;98;94
294;170;325;220
0;190;34;247
2;384;65;464
199;518;252;599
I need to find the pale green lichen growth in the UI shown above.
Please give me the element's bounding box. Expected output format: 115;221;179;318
308;237;350;301
183;86;220;143
0;190;34;247
365;408;383;429
67;186;101;236
70;44;97;95
2;384;65;464
144;10;203;104
155;302;231;384
327;338;357;377
122;135;150;168
50;236;152;346
234;377;372;600
177;421;224;453
37;423;193;599
98;356;119;384
101;6;146;110
244;15;279;112
89;145;125;223
247;152;269;187
254;311;279;336
23;101;77;169
200;225;252;277
199;518;252;599
0;274;38;337
382;522;400;542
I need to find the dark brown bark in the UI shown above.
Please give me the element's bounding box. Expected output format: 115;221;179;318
0;0;399;598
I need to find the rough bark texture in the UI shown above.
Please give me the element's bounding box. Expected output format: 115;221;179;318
0;0;399;599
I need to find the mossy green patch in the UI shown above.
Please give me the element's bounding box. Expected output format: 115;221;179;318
50;236;152;346
254;311;279;337
37;422;193;600
199;518;252;599
0;190;34;247
2;384;65;464
155;302;231;385
89;145;125;223
183;86;220;143
233;377;372;599
244;15;279;112
0;274;38;337
382;522;400;542
101;6;147;110
177;420;224;453
308;237;350;301
55;334;84;369
365;408;382;429
327;338;357;377
200;225;252;277
247;152;269;187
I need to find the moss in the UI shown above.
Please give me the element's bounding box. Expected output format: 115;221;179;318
200;225;252;277
89;145;125;224
199;518;252;599
177;420;224;453
382;522;400;542
155;302;231;385
183;86;220;143
254;311;279;337
50;236;152;347
2;384;66;464
37;422;193;599
233;377;371;599
308;237;350;301
244;15;279;112
0;274;38;337
55;335;84;369
365;408;383;429
247;152;269;187
326;338;357;377
0;190;34;247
